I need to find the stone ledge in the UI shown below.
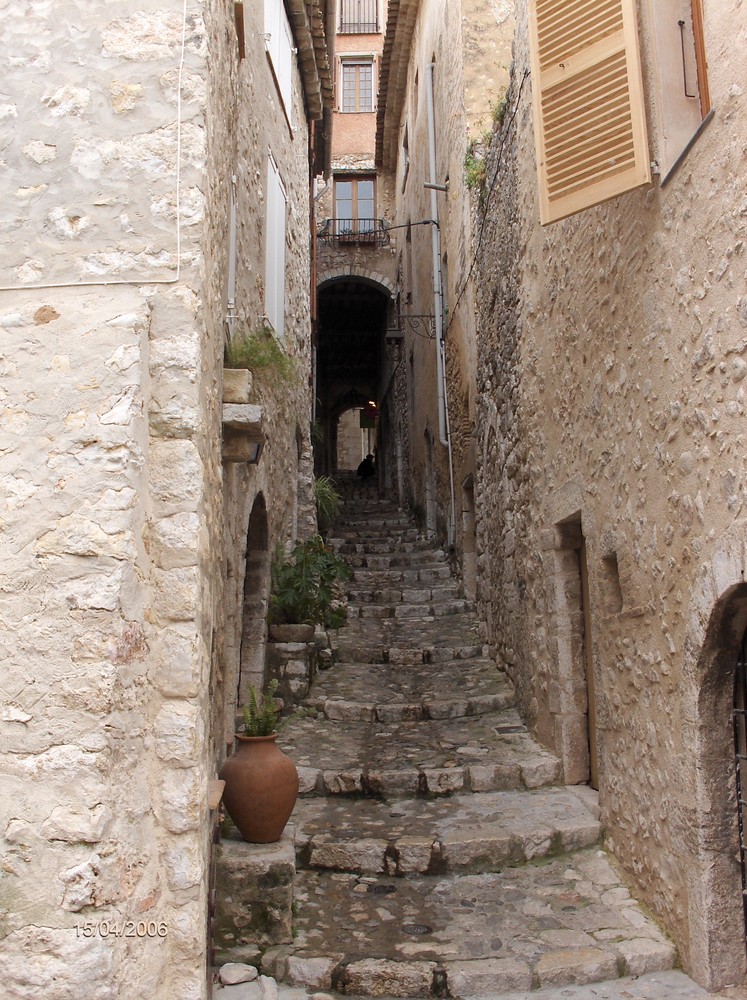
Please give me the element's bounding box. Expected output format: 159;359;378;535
222;403;265;463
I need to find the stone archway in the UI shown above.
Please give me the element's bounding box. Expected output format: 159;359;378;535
681;526;747;988
317;265;397;300
238;494;270;706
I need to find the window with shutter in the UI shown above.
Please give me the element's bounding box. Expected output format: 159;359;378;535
528;0;651;224
263;0;294;123
265;155;287;339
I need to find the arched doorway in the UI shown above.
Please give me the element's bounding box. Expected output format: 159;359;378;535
687;580;747;986
238;495;270;706
314;277;391;475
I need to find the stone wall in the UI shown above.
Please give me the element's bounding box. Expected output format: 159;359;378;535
472;0;747;986
0;2;221;996
0;0;319;996
383;0;513;554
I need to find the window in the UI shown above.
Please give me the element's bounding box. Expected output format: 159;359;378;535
528;0;651;224
528;0;712;222
334;176;375;227
650;0;712;181
340;58;374;113
264;0;294;122
339;0;378;34
265;155;287;338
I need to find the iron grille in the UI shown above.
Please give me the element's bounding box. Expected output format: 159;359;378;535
339;0;378;33
317;218;390;247
734;626;747;954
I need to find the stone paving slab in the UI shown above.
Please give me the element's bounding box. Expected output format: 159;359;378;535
332;613;485;664
305;658;514;720
280;708;561;797
236;971;747;1000
263;849;675;996
292;787;601;875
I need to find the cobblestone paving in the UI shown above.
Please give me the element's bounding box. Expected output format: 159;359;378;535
265;485;689;998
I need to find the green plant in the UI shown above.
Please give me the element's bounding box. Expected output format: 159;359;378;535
489;87;508;128
315;475;343;537
464;142;487;191
269;535;350;629
224;327;297;387
240;679;279;737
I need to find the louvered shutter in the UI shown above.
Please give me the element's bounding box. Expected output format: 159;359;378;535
528;0;651;225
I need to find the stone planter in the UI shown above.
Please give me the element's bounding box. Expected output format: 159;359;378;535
223;368;253;403
219;734;299;843
269;623;315;643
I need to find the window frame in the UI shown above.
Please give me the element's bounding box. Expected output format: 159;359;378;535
339;56;375;114
263;0;294;124
334;174;377;225
265;153;287;339
338;0;379;34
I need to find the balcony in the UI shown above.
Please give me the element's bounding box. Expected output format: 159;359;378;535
317;218;391;248
339;0;378;33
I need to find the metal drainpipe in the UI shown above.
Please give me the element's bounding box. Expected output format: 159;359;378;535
425;60;456;547
226;175;238;339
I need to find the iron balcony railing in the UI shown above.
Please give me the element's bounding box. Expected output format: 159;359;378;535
317;218;391;247
339;0;378;33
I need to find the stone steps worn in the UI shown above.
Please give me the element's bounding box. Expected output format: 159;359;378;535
292;785;601;875
215;491;679;999
264;849;676;996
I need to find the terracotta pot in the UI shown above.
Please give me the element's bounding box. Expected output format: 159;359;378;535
269;623;315;643
219;734;299;843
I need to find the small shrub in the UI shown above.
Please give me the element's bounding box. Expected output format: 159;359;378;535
269;535;350;629
464;143;487;191
240;679;279;737
315;475;343;537
224;327;297;387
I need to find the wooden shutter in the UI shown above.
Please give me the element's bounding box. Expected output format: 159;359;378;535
528;0;651;225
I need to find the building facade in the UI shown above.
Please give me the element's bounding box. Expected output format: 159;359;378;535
0;1;331;996
471;0;747;988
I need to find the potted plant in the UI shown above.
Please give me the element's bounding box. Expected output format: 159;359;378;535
219;680;299;843
268;535;350;642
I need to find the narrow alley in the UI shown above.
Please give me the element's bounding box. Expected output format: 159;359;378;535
1;1;746;999
213;477;740;999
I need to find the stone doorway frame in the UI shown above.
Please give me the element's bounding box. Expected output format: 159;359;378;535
548;512;595;786
681;528;747;988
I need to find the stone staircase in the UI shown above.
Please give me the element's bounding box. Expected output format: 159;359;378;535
216;485;680;998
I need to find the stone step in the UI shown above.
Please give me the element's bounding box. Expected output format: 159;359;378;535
347;583;461;605
305;658;514;721
228;970;729;1000
335;539;436;555
332;526;419;540
292;786;601;876
345;551;448;570
350;565;453;585
348;599;475;621
264;849;676;996
279;708;561;798
332;612;485;664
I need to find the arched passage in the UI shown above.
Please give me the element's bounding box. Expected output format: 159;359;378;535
238;494;270;705
682;579;747;987
315;276;392;475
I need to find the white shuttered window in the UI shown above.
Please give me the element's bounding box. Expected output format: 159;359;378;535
264;0;294;122
528;0;651;224
265;155;287;339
